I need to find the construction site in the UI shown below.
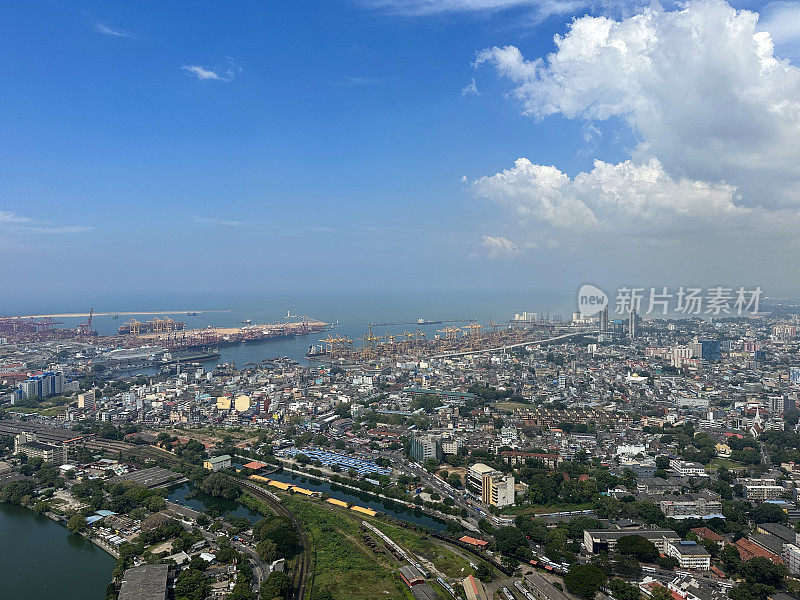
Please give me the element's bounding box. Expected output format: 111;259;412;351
309;320;567;364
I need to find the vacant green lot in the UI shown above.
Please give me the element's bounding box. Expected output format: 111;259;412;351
367;519;475;580
283;497;409;600
709;458;746;470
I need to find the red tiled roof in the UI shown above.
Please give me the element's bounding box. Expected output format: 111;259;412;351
243;461;268;470
691;527;723;542
735;538;783;564
459;536;488;547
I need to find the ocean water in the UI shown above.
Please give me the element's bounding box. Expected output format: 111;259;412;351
1;290;576;367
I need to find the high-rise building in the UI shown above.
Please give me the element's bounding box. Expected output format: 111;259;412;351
484;472;515;508
78;389;97;409
467;463;515;507
599;306;609;332
17;372;65;400
690;340;721;361
628;309;638;339
411;434;441;463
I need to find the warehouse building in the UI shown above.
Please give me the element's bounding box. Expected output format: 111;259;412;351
118;564;169;600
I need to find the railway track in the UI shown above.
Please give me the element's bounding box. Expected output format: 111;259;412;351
85;438;312;599
238;480;312;600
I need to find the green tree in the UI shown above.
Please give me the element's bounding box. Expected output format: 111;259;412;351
256;539;278;562
259;571;290;599
564;564;607;599
650;587;673;600
751;503;788;524
608;578;641;600
67;514;85;533
615;535;659;562
475;563;494;582
740;556;787;587
494;526;529;556
174;569;209;600
729;582;774;600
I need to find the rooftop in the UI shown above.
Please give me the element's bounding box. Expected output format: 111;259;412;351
118;564;169;600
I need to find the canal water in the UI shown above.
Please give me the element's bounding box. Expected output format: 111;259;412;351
0;503;116;600
167;476;447;532
166;483;263;524
266;471;448;532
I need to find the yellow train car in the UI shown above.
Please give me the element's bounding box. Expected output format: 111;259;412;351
350;505;377;517
326;498;349;508
268;480;292;491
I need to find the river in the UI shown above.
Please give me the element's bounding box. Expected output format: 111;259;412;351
0;503;116;600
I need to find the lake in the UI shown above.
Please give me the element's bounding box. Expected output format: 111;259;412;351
0;503;116;600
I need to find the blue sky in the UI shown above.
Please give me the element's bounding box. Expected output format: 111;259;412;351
2;0;800;303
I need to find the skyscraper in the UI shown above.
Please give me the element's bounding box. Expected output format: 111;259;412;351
629;309;638;339
600;306;609;332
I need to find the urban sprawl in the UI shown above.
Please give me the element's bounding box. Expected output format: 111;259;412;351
4;304;800;600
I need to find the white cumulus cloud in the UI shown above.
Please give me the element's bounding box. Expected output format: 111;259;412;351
481;235;523;258
476;0;800;207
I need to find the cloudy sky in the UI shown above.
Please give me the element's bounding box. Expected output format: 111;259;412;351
2;0;799;302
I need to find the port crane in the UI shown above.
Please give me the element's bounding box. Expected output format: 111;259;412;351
77;308;95;337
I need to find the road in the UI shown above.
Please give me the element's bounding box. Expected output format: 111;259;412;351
432;329;597;358
382;450;484;523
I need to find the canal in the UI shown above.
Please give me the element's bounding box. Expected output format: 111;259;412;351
0;503;116;600
167;474;447;532
266;471;448;532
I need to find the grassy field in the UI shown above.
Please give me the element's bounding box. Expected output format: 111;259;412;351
278;492;491;599
283;497;410;600
7;406;66;417
367;519;476;580
709;458;746;470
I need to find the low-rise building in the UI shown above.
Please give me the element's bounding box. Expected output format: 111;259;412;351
667;540;711;570
670;459;707;477
118;563;169;600
203;454;232;471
